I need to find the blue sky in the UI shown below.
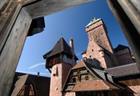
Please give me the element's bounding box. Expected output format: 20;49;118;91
16;0;128;77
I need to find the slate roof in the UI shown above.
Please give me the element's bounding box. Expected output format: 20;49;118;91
72;59;103;70
43;37;75;59
106;63;140;78
10;72;50;96
63;60;118;92
114;44;129;52
11;75;28;96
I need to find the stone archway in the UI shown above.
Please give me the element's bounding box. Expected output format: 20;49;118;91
0;0;140;96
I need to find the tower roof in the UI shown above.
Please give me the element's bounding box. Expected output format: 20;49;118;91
43;37;74;59
114;44;129;52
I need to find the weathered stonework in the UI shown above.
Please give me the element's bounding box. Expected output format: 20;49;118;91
85;18;113;53
83;18;117;68
50;63;73;96
50;64;63;96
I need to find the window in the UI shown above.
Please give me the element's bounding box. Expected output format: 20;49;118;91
73;71;77;75
53;66;58;76
72;78;76;83
89;55;92;58
85;75;89;80
77;70;81;82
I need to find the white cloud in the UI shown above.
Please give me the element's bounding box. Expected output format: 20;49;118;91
28;62;45;69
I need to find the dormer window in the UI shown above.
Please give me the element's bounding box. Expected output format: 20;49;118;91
72;78;76;83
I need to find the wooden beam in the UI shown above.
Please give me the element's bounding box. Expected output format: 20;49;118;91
0;8;32;96
25;0;93;19
107;0;140;70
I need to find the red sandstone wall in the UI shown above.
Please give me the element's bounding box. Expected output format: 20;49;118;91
49;64;62;96
86;19;113;53
83;38;108;68
50;61;74;96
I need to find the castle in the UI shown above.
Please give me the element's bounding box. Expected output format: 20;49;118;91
42;18;138;96
10;18;139;96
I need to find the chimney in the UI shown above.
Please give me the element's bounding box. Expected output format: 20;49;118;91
69;38;74;53
37;72;40;77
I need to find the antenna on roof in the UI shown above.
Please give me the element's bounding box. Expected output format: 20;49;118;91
69;37;74;53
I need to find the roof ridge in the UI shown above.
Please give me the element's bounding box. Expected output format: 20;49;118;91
61;37;66;52
43;37;75;59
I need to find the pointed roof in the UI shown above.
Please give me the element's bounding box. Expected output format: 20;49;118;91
10;72;50;96
114;44;129;52
43;37;73;59
106;62;139;78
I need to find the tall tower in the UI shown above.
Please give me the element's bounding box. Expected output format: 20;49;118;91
82;18;117;68
86;18;113;53
43;37;77;96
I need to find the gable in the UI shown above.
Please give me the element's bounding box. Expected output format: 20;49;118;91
63;60;118;92
63;65;100;92
17;84;36;96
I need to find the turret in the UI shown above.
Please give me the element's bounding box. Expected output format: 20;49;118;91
43;37;77;96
